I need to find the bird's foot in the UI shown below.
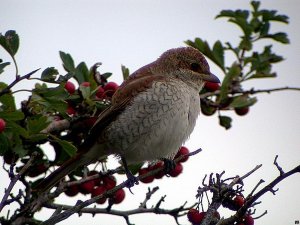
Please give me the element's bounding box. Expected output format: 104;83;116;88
121;156;139;193
125;171;139;194
162;158;176;175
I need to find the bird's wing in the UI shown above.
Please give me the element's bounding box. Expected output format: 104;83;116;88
81;66;165;150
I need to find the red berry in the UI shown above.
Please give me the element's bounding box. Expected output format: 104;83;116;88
235;107;249;116
79;180;95;194
244;215;254;225
66;105;76;115
150;161;165;179
91;185;107;204
112;188;125;204
214;211;220;219
103;82;119;97
65;185;79;197
169;163;183;177
139;168;155;183
234;195;245;208
187;209;205;224
64;81;76;94
81;82;90;87
0;118;6;133
27;163;48;177
103;175;117;190
175;146;189;163
205;82;220;91
96;86;105;99
87;170;101;184
3;151;18;164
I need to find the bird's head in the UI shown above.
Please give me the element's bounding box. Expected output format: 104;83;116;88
153;47;220;87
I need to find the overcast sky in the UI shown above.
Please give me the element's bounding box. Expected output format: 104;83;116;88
1;1;299;225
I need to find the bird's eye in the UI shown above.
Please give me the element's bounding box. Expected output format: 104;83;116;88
190;63;200;72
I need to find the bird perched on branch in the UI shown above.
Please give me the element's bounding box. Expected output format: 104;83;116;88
35;47;219;192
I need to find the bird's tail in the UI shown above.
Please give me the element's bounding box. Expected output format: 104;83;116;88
33;152;93;193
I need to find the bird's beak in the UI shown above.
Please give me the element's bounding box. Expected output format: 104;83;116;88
200;72;220;83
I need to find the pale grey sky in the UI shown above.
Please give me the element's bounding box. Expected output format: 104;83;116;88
0;1;299;225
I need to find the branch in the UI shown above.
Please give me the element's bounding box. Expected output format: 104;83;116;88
218;161;300;225
0;152;38;212
38;148;202;224
0;68;40;97
200;86;300;99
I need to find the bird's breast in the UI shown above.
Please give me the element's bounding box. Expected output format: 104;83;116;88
105;79;200;164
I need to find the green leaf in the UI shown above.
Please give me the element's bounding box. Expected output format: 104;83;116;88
230;95;257;108
0;133;10;154
0;62;10;74
75;62;89;84
0;30;19;57
121;65;130;80
219;63;241;102
27;115;50;135
0;82;16;111
251;1;260;12
52;137;77;157
79;83;91;100
266;32;289;44
212;41;225;70
260;10;289;23
219;115;232;130
0;111;24;121
239;37;252;50
8;121;28;138
41;67;59;82
259;22;270;37
102;72;113;80
59;51;75;72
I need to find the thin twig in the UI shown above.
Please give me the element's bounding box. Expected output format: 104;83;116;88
0;152;38;212
0;68;40;97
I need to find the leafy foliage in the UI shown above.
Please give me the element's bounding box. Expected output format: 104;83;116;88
186;1;289;128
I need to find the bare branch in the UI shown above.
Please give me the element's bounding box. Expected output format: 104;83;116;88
0;152;38;212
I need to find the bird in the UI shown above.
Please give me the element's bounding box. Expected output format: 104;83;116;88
35;46;220;192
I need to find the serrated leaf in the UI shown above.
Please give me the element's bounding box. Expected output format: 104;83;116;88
52;137;77;157
121;65;130;80
260;10;289;23
59;51;75;72
75;62;89;84
41;67;59;82
0;62;10;74
0;30;19;57
266;32;289;44
219;115;232;130
230;95;257;108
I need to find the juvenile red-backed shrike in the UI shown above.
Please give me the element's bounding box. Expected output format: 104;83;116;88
36;47;219;192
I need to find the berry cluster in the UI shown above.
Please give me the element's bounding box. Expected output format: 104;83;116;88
201;82;250;116
64;81;119;116
138;146;190;183
64;171;125;205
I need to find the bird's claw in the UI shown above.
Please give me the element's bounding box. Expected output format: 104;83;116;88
125;172;139;194
163;158;176;175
